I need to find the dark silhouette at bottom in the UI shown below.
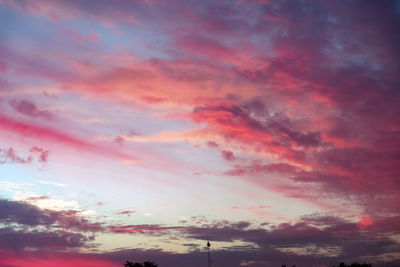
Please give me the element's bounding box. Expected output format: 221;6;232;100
281;263;372;267
124;260;371;267
332;263;372;267
124;260;158;267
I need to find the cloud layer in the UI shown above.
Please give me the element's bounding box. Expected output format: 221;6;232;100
0;0;399;266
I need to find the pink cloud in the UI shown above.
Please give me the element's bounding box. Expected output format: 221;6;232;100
1;1;399;264
175;34;238;64
109;224;184;234
11;100;54;120
10;0;395;224
0;115;134;161
0;147;32;164
61;28;99;43
0;249;117;267
221;150;236;161
0;61;8;73
245;205;271;210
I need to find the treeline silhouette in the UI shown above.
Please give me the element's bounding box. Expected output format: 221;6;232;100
124;260;371;267
332;263;372;267
281;263;371;267
124;260;158;267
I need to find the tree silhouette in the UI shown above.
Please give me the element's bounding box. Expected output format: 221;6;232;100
332;262;372;267
123;260;158;267
143;261;158;267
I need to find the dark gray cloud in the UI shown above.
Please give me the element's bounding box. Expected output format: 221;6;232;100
0;198;103;232
0;227;93;250
1;197;399;266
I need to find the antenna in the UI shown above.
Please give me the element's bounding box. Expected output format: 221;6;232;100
207;240;212;267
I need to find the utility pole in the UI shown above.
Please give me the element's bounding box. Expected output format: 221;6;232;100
207;240;212;267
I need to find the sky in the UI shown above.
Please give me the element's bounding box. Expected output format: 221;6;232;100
0;0;399;266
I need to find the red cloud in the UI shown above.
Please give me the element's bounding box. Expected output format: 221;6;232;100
0;248;117;267
221;150;236;161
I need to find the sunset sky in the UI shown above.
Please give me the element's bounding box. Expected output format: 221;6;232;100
0;1;400;266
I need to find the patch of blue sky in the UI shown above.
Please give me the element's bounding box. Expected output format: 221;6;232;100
2;71;56;89
0;4;59;50
0;10;96;73
118;23;172;60
59;15;172;61
0;164;46;198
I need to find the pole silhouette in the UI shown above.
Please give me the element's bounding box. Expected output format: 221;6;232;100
207;240;212;267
